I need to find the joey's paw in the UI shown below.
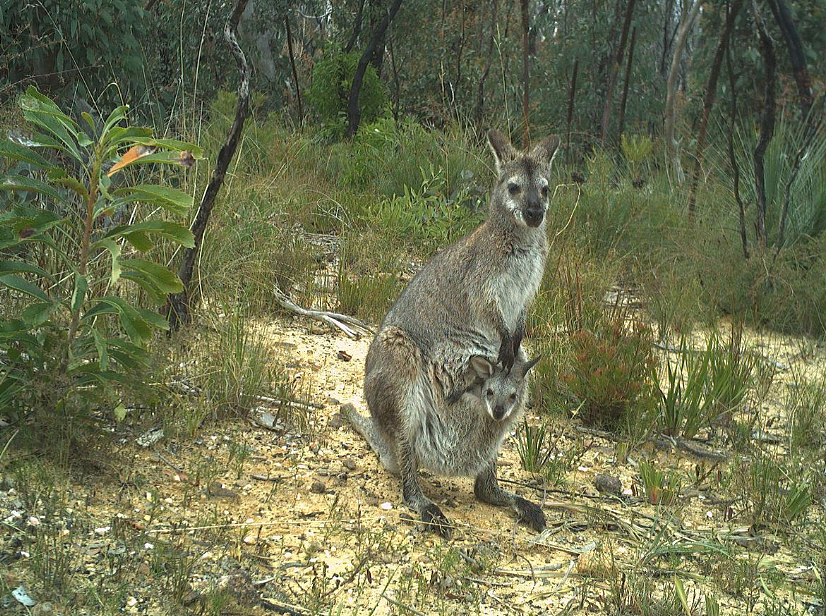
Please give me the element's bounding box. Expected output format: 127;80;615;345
514;496;546;532
421;503;452;539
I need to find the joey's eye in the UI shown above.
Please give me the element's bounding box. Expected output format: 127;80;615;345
541;185;548;198
508;183;520;196
486;389;494;398
509;393;517;402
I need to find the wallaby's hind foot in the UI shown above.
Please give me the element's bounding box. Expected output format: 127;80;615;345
474;463;546;533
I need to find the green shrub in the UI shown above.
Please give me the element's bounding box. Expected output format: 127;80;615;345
307;51;387;138
0;88;197;447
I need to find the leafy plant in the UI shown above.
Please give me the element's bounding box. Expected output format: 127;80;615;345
0;87;197;435
638;460;681;506
515;420;555;474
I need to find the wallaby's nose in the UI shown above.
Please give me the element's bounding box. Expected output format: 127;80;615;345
524;206;544;227
492;405;507;421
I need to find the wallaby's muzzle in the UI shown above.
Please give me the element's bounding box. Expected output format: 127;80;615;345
523;207;544;227
492;405;508;421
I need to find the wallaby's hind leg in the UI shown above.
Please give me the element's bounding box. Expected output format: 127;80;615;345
398;437;452;539
474;462;545;532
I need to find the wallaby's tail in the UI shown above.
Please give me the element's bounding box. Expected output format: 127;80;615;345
341;403;398;474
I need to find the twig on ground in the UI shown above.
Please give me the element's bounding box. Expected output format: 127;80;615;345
260;598;310;616
274;285;373;339
572;425;730;461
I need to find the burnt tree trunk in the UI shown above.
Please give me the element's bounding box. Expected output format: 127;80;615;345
753;2;776;250
687;0;744;219
346;0;404;138
520;0;531;147
765;0;813;118
600;0;636;145
166;0;251;332
474;0;499;127
566;58;579;163
726;38;749;259
344;0;366;53
617;26;637;140
285;13;303;125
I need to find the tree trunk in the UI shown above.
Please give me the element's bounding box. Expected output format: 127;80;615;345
388;35;401;121
617;26;637;140
474;0;499;127
285;13;303;125
765;0;813;118
753;1;776;250
520;0;531;147
659;0;673;77
344;0;366;53
600;0;636;145
664;0;703;183
345;0;404;138
565;58;579;163
687;0;743;218
165;0;251;332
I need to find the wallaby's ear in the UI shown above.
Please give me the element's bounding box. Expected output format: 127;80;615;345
530;135;561;167
487;129;517;173
520;355;542;377
469;355;495;380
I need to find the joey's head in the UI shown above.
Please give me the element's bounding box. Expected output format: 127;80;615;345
468;355;541;421
487;130;561;229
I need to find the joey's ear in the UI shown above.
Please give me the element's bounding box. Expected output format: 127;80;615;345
469;355;495;380
487;129;517;173
530;135;561;167
520;355;542;377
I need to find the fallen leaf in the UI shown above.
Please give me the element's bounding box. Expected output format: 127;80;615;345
337;350;352;362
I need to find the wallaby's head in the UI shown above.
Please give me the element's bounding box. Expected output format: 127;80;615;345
487;130;561;229
468;355;541;421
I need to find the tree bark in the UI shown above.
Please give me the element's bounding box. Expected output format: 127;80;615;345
165;0;251;332
687;0;743;218
474;0;499;127
753;0;776;250
345;0;404;138
765;0;813;118
617;26;636;141
520;0;531;147
600;0;636;145
664;0;703;183
565;58;579;163
285;13;303;125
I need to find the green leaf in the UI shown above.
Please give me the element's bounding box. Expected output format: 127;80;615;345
121;258;183;294
0;260;53;280
674;577;690;615
46;169;89;199
96;220;195;249
0;174;65;201
0;137;52;169
92;328;108;371
21;300;58;327
101;105;129;137
119;271;166;304
0;274;50;302
20;88;82;161
112;184;192;217
102;125;153;149
113;403;127;421
97;238;122;284
130;137;202;156
81;111;97;135
71;273;88;312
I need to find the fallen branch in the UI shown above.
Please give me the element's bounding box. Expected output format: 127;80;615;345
572;425;730;461
274;285;373;338
260;599;310;616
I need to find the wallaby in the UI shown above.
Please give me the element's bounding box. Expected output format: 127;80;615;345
361;130;560;536
346;353;542;536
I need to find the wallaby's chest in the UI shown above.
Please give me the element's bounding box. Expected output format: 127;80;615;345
488;244;546;331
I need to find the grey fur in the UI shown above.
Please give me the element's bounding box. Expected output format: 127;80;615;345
361;129;559;537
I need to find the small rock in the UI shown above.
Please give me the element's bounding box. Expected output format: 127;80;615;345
594;474;622;496
380;502;393;511
327;413;347;430
208;482;239;500
310;481;326;494
32;603;54;616
243;534;257;545
343;459;357;471
27;516;40;527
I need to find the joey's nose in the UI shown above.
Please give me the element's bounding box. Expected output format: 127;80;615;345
524;207;544;227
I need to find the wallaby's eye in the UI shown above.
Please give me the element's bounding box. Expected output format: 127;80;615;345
508;183;520;196
509;393;517;402
541;185;549;198
486;389;494;398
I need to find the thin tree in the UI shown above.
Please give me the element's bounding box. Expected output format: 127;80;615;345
687;0;744;219
285;12;303;125
166;0;251;331
617;26;637;141
345;0;404;138
600;0;636;145
664;0;703;183
765;0;813;118
726;40;749;259
565;58;579;163
752;0;776;250
520;0;531;147
474;0;499;127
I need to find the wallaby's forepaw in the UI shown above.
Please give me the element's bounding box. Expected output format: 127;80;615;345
421;503;453;539
498;337;515;372
514;496;546;532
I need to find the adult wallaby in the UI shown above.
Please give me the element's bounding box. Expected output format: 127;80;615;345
346;353;542;535
360;130;560;537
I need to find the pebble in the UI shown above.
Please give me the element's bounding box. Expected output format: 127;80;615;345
380;502;393;511
31;603;54;616
343;459;357;471
310;481;326;494
594;474;622;496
